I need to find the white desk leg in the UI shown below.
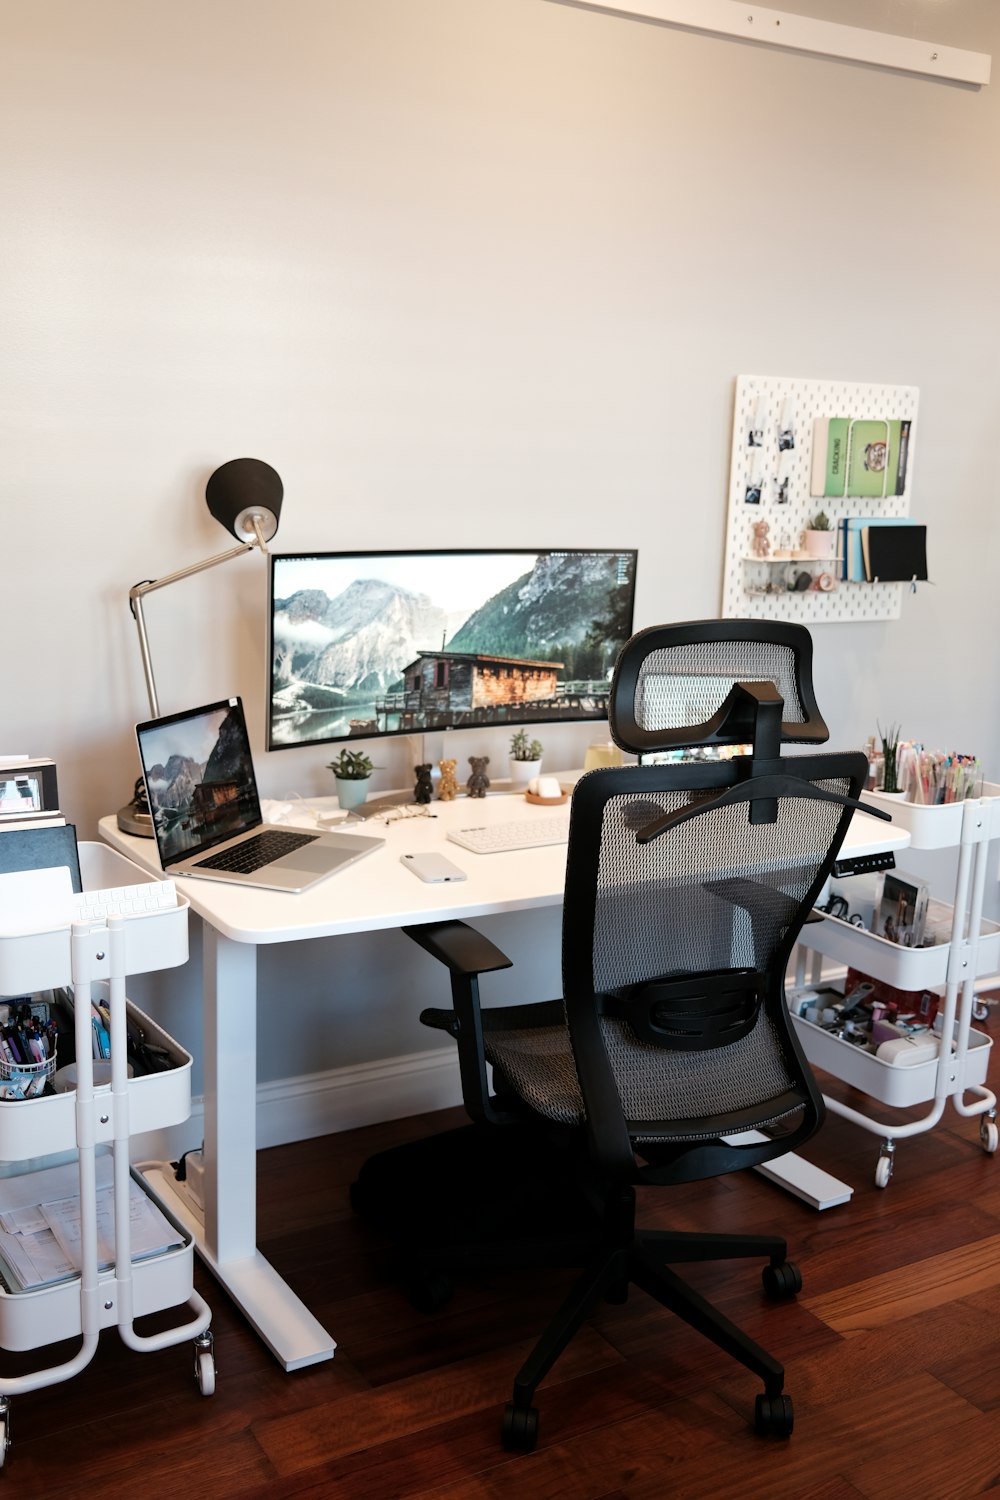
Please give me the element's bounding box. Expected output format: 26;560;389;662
152;926;335;1371
203;928;258;1262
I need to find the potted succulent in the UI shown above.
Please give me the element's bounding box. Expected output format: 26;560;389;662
327;747;377;811
508;728;543;788
802;510;836;559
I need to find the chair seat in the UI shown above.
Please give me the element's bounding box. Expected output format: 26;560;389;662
484;1019;583;1124
484;1002;805;1147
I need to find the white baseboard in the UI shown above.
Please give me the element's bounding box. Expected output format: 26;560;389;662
132;1044;465;1161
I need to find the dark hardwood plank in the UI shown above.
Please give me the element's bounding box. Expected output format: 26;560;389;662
4;1015;1000;1498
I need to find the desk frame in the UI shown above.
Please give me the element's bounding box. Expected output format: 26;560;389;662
139;933;335;1369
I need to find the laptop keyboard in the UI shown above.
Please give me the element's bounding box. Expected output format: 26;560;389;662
195;828;317;873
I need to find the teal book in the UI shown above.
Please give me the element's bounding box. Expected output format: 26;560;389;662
811;418;911;499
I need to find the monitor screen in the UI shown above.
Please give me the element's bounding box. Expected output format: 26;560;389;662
267;548;638;750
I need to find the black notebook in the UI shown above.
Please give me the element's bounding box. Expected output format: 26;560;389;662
861;523;927;583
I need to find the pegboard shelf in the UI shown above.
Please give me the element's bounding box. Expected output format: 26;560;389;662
741;556;838;565
722;375;920;624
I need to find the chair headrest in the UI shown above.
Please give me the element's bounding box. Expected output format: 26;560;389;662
608;620;829;758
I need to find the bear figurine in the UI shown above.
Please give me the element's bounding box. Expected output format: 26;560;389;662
413;763;435;804
466;756;490;798
437;758;459;801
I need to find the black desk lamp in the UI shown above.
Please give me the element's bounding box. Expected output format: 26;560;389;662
116;458;283;835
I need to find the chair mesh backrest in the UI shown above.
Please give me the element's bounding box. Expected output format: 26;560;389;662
635;640;805;733
562;767;854;1133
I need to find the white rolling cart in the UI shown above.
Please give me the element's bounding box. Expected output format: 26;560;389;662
789;787;1000;1187
0;844;214;1467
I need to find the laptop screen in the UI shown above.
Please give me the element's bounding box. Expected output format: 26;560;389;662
136;697;263;866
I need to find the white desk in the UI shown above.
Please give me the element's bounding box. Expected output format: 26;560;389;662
99;794;908;1370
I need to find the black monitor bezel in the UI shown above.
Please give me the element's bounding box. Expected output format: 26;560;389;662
266;546;638;752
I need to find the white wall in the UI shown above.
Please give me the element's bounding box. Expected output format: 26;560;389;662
4;0;1000;1110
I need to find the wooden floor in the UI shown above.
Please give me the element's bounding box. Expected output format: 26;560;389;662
7;1017;1000;1499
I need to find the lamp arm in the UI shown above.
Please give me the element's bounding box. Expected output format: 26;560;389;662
128;515;271;718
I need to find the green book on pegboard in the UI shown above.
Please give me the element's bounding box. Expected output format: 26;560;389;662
810;417;911;498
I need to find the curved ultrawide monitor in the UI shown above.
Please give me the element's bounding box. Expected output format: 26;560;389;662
267;548;638;751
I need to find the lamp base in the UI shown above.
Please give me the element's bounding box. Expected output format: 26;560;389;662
117;801;155;838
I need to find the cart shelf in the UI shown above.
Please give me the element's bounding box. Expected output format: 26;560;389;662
792;1012;992;1110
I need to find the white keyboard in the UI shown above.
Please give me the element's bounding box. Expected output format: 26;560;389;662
447;818;570;855
72;880;177;923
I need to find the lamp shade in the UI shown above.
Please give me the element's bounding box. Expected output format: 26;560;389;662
205;457;283;543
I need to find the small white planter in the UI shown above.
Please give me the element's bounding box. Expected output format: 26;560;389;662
803;529;836;559
509;758;542;789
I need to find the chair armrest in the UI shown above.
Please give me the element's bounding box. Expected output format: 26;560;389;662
402;920;513;977
403;920;519;1127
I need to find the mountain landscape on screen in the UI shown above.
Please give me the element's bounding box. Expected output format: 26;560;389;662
269;550;635;747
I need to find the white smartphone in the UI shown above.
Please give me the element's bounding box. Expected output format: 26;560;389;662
400;852;468;883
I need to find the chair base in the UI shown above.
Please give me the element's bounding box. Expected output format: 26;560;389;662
505;1223;794;1442
352;1129;800;1448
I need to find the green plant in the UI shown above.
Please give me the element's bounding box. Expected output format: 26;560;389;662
877;720;901;794
327;748;376;780
807;510;832;531
509;729;543;762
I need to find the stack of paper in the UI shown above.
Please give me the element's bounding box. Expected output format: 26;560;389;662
0;1161;184;1292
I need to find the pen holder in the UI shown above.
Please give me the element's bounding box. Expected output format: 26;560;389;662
0;1043;57;1101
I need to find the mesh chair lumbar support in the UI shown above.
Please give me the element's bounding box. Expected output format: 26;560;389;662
352;620;885;1453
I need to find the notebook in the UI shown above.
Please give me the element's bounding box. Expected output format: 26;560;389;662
0;822;81;891
839;515;913;582
135;698;384;892
861;523;928;583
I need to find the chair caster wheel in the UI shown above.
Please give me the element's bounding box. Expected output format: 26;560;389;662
755;1392;794;1437
406;1270;454;1314
502;1401;539;1452
762;1260;802;1299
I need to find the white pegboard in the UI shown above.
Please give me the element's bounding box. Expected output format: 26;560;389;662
721;375;920;624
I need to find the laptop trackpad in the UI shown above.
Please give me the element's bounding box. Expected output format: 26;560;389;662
282;842;353;873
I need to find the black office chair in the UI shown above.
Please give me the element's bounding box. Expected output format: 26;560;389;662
353;620;882;1451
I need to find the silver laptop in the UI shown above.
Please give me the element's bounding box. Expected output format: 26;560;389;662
135;697;384;892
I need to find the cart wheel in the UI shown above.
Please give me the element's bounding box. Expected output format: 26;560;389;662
973;999;989;1022
875;1153;894;1189
194;1332;216;1397
980;1118;999;1155
0;1398;10;1468
196;1349;216;1396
